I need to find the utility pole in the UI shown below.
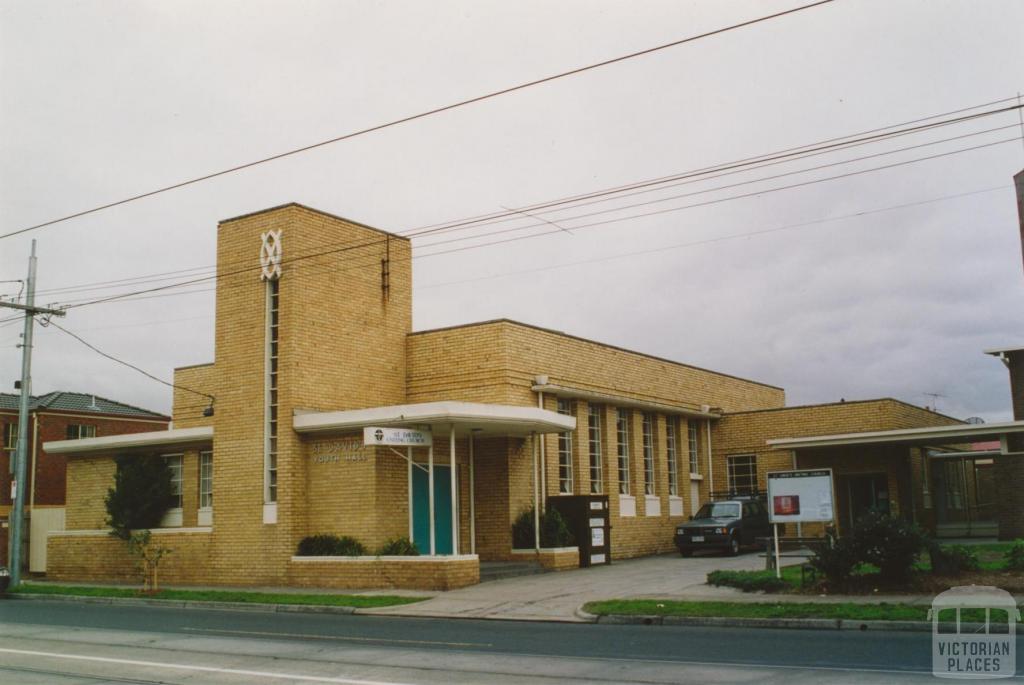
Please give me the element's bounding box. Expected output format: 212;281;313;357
1;240;64;587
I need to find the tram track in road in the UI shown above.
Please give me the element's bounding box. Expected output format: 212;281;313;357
0;662;176;684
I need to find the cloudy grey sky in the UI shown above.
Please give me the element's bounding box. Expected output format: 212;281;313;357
1;0;1023;421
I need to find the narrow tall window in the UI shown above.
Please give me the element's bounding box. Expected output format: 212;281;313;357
642;413;655;495
727;454;758;495
666;418;679;496
688;421;700;475
164;455;183;509
199;451;213;509
265;279;279;504
587;404;603;493
616;408;630;495
557;398;573;494
65;424;96;440
3;423;18;450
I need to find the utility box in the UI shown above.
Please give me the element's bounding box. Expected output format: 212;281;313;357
547;495;611;567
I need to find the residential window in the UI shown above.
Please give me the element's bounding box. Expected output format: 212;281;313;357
688;421;700;475
164;455;183;509
642;413;655;495
727;454;758;495
616;408;630;495
557;399;573;494
65;424;96;440
3;422;17;450
666;418;679;496
587;404;603;494
199;451;213;509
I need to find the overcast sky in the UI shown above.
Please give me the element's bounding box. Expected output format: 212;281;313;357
2;0;1023;422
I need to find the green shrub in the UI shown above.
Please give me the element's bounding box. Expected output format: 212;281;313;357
511;507;576;548
104;455;173;540
296;534;365;556
376;537;419;556
706;569;788;593
929;543;980;576
850;510;926;582
808;536;859;588
1004;540;1024;571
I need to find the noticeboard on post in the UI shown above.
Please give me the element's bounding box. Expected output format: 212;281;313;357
766;468;835;523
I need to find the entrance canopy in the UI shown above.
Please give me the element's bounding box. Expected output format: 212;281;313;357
767;420;1024;452
293;400;575;437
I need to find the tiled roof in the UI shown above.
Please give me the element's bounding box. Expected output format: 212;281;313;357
0;391;168;419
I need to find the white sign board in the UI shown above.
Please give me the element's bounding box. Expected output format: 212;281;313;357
766;468;834;523
363;426;432;447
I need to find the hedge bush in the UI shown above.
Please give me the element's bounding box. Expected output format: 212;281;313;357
929;543;980;576
104;455;173;540
376;537;419;556
808;536;859;588
1005;540;1024;571
296;534;366;556
851;510;926;582
511;507;576;548
706;569;788;593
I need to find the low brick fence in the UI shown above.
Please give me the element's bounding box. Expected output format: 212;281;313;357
510;547;580;571
288;554;480;590
47;528;213;584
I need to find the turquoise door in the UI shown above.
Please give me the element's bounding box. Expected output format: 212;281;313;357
412;466;454;555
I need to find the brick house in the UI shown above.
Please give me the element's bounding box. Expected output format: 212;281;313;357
1;392;169;571
42;204;1022;590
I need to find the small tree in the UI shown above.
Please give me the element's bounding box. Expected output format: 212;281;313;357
128;530;172;594
105;455;173;540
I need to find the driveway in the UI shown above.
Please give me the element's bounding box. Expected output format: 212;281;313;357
364;551;764;622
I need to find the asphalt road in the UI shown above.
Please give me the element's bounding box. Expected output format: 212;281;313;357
0;599;1020;683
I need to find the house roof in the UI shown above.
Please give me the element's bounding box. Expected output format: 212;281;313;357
0;391;168;420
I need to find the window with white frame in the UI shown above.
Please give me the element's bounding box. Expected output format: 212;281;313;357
3;422;17;450
688;421;700;475
164;455;183;509
666;418;679;496
557;398;574;494
588;404;604;493
65;424;96;440
727;454;758;495
641;413;655;495
616;408;630;495
199;451;213;509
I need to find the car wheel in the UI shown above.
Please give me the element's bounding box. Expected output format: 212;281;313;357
679;548;693;558
727;535;740;556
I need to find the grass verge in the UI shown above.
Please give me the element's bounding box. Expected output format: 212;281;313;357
585;599;933;622
12;583;427;609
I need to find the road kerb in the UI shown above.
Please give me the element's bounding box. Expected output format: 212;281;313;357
588;611;934;632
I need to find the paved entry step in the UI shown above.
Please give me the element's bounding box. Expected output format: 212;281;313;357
479;561;547;583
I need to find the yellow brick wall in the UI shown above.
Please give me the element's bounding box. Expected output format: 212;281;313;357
64;457;115;530
172;363;216;429
48;531;213;584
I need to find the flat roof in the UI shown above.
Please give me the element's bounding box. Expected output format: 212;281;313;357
984;346;1024;355
44;426;213;456
294;401;575;437
767;420;1024;450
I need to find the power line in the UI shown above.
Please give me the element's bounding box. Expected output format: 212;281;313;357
417;186;1011;289
44;320;215;404
415;135;1024;256
413;123;1021;249
0;0;834;242
41;122;1022;309
24;97;1021;301
404;100;1024;236
55;133;1021;312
